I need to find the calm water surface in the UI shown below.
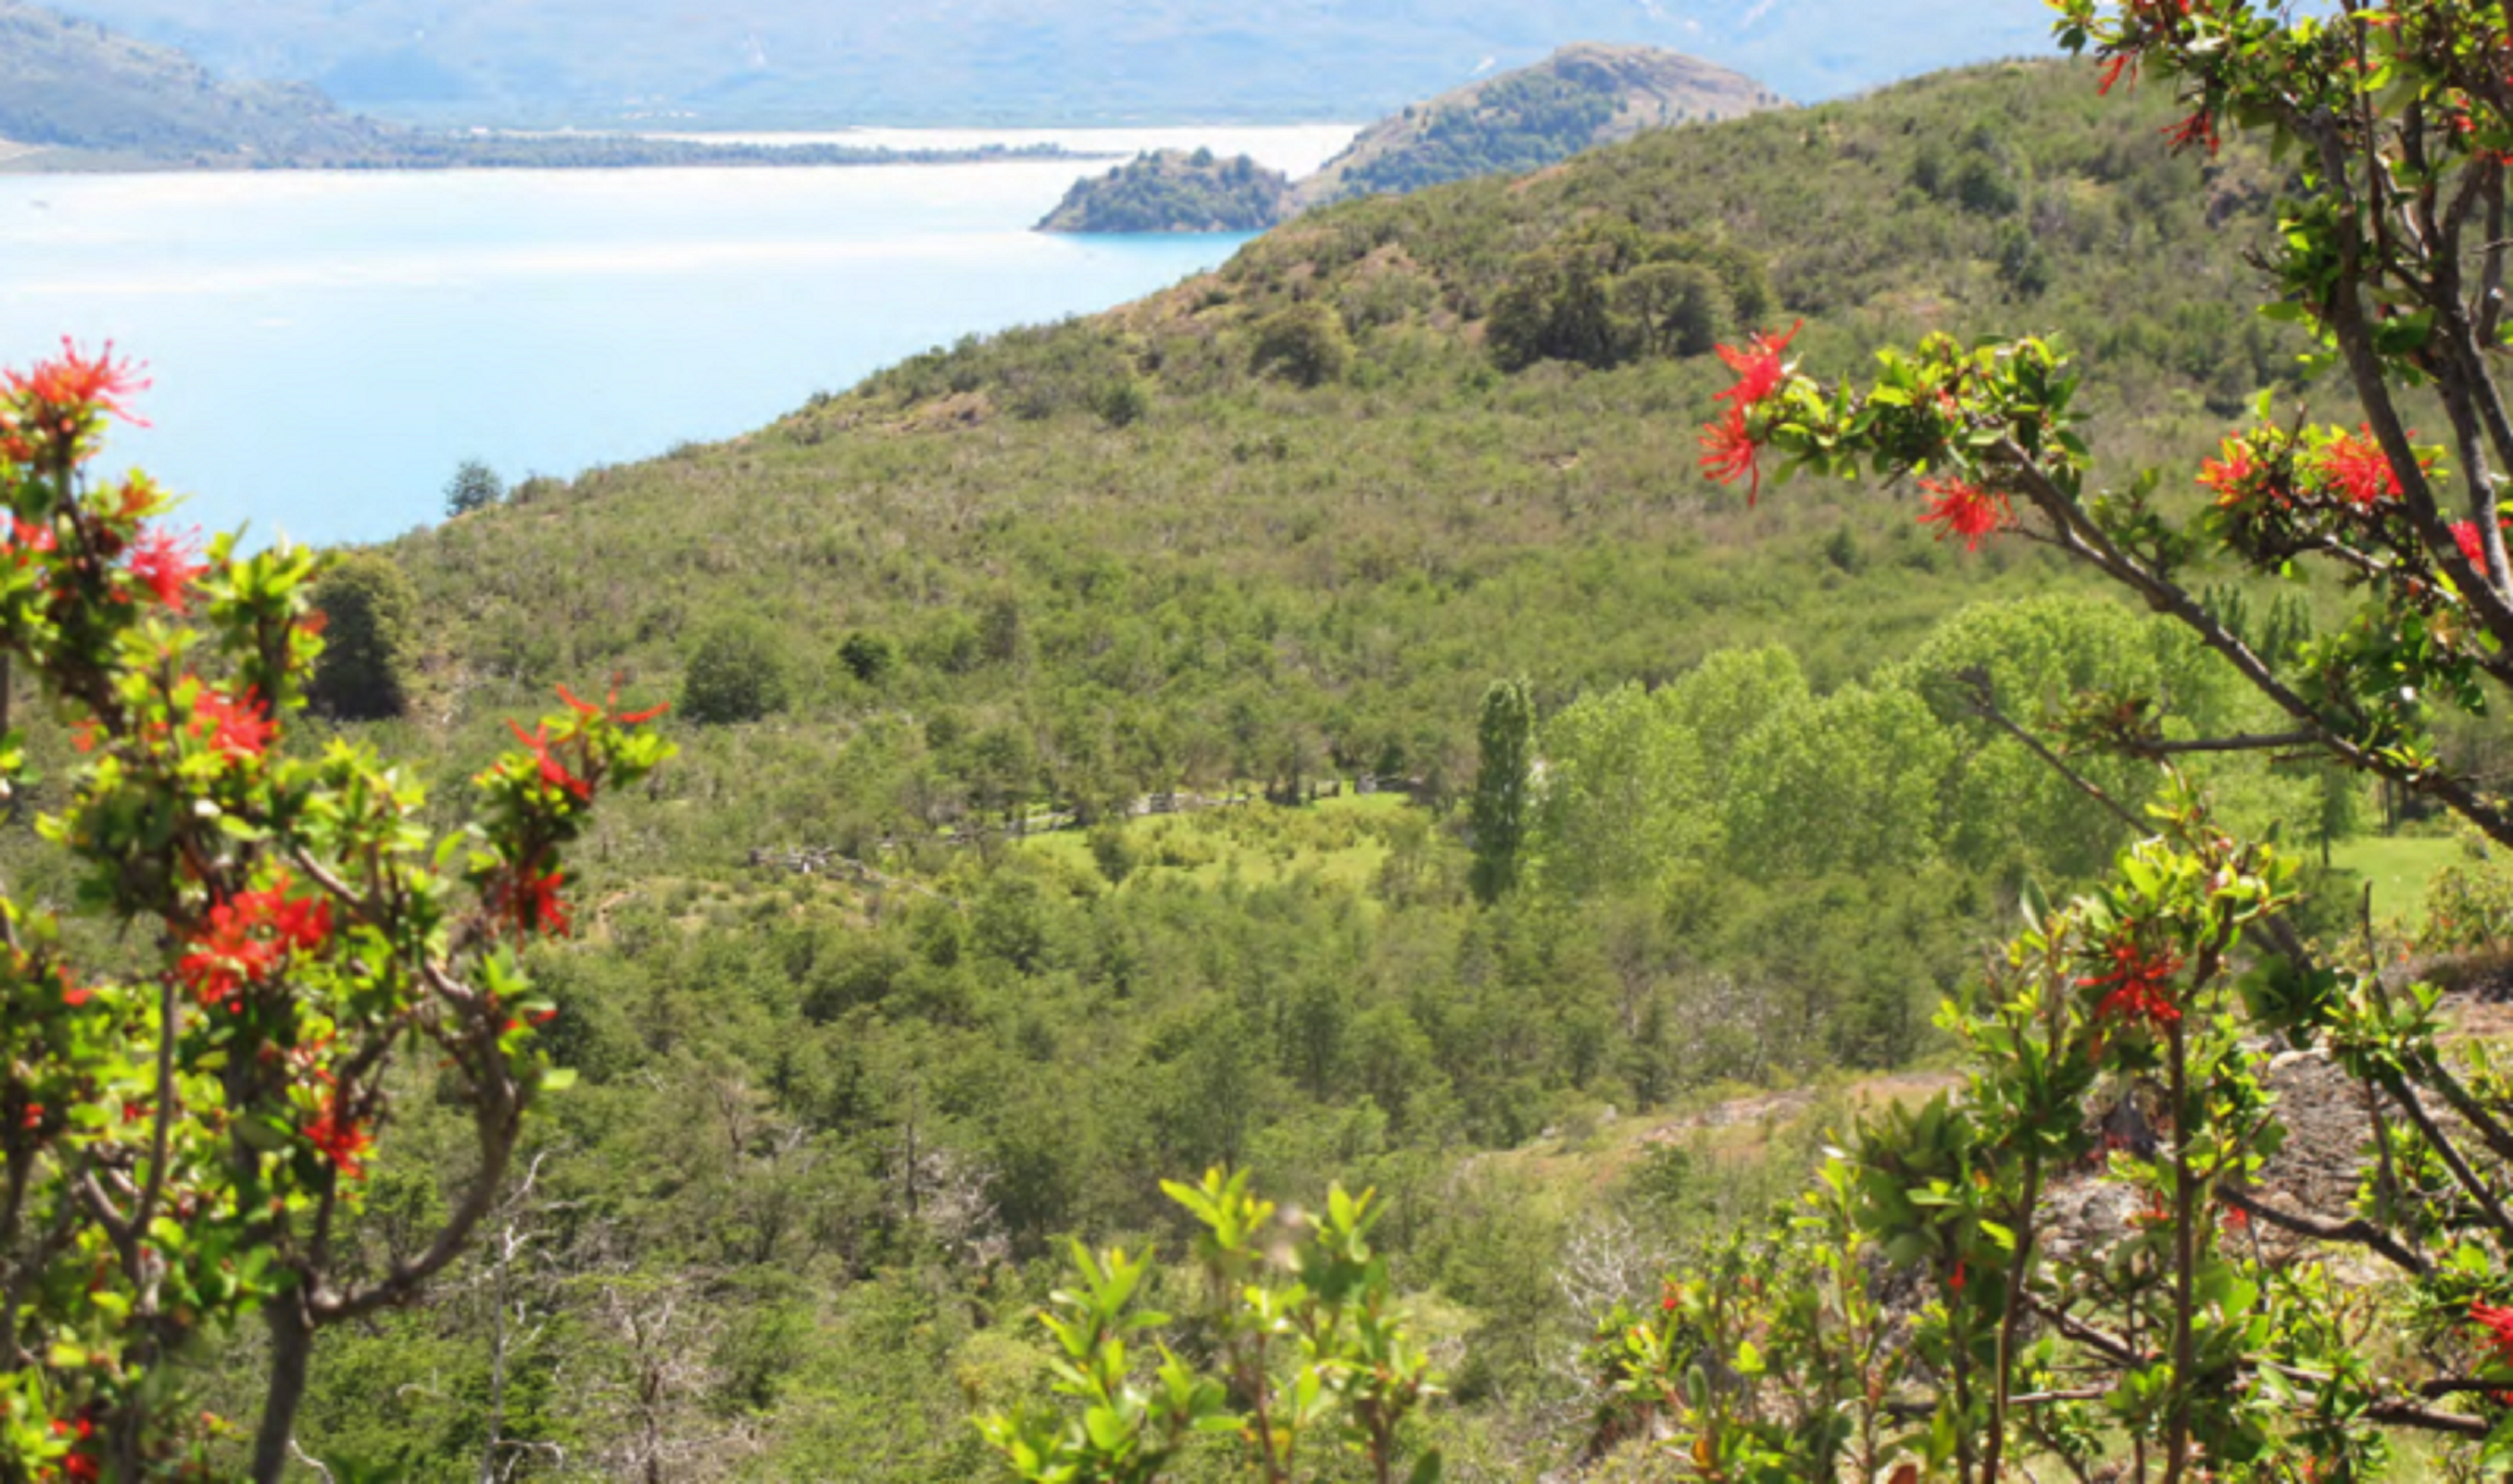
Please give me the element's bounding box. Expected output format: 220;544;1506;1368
0;125;1355;546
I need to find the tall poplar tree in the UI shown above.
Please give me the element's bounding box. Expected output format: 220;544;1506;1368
1468;676;1533;905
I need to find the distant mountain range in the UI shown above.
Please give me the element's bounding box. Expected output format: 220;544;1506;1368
44;0;2055;127
0;0;1090;170
0;0;395;163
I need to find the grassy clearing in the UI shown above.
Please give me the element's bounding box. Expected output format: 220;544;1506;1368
2331;832;2460;933
1020;790;1414;894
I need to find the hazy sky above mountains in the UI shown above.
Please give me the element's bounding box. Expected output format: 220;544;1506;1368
47;0;2059;123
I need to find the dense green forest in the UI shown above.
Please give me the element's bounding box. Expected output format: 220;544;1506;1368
9;53;2442;1479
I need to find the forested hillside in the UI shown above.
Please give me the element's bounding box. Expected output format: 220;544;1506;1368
75;56;2389;1480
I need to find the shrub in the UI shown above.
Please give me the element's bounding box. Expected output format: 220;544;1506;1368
1249;302;1353;388
838;628;897;686
306;549;419;720
679;615;791;724
442;456;504;516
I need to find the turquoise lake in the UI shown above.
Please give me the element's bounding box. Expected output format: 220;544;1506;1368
0;124;1354;547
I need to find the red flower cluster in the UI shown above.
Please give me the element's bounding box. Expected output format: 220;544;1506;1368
2473;1299;2513;1364
506;720;592;803
190;686;273;759
1917;475;2013;552
49;1415;98;1482
175;876;333;1007
3;337;151;428
304;1091;374;1181
2197;435;2261;506
2320;426;2404;507
1713;322;1801;411
1697;323;1801;504
2081;935;2186;1030
2451;519;2513;572
1698;407;1763;499
560;681;669;727
127;525;204;611
6;518;57;565
2162;109;2221;157
493;866;573;940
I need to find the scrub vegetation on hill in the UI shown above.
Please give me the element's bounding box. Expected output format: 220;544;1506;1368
9;53;2464;1482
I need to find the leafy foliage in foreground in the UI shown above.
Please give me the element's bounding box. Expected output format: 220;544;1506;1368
1595;0;2513;1475
0;344;669;1479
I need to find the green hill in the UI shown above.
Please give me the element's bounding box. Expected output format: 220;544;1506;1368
1037;148;1294;232
1043;45;1787;235
0;0;394;164
389;58;2290;796
1291;42;1786;211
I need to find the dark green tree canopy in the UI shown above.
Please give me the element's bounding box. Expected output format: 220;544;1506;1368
306;550;419;721
443;457;504;518
679;614;792;725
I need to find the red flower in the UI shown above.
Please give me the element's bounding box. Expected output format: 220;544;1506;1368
1948;1260;1968;1293
2451;519;2511;573
8;519;56;563
2162;109;2220;156
1713;321;1803;410
2473;1299;2513;1364
49;1415;98;1482
190;686;273;758
2080;937;2186;1030
4;338;151;426
174;876;331;1007
1917;476;2013;551
507;720;593;803
1698;404;1764;502
493;866;573;939
128;525;204;611
2197;436;2259;506
558;681;669;727
2455;520;2487;566
304;1093;373;1181
2322;426;2403;506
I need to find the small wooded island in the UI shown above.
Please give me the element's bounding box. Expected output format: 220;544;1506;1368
1036;148;1293;234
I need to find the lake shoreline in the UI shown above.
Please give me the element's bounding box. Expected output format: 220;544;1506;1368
1;123;1352;547
0;136;1113;177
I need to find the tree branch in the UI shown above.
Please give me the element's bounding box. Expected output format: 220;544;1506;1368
2216;1186;2428;1275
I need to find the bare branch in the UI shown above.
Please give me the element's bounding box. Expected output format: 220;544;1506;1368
2216;1186;2428;1275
